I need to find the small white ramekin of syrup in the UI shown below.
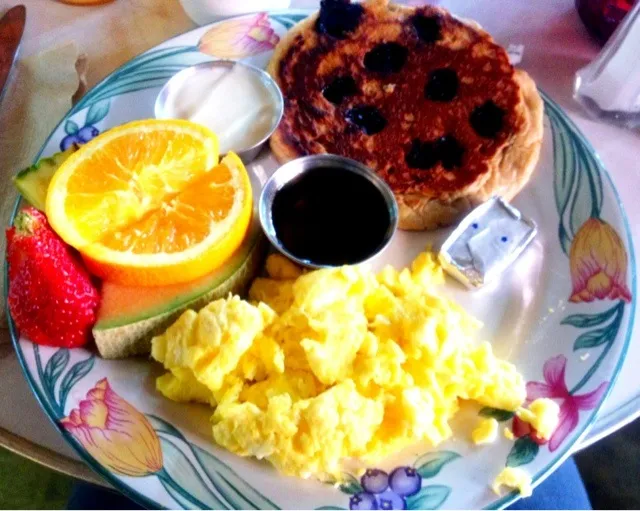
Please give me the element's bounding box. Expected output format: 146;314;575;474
259;155;398;268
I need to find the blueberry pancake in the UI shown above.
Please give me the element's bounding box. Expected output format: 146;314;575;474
268;0;544;230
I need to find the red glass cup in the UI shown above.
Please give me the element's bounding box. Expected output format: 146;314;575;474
576;0;636;43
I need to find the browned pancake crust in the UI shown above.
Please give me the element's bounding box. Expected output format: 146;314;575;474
270;1;524;199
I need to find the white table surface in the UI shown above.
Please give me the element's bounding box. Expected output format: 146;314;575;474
0;0;638;483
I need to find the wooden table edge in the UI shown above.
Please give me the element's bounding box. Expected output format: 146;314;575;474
0;425;109;488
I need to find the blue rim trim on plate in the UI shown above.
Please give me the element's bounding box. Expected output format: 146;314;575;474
582;394;640;449
5;11;637;510
485;90;637;509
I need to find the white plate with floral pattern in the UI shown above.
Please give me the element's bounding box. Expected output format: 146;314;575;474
7;10;636;511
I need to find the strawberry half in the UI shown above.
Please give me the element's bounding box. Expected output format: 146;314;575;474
6;207;100;348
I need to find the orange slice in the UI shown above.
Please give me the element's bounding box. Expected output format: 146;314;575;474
46;120;253;286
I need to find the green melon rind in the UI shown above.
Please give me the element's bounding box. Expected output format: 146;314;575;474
95;222;262;329
13;145;269;359
13;147;77;211
92;234;268;359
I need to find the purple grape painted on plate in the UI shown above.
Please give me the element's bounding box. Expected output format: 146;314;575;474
361;469;389;494
350;491;379;510
389;466;421;497
60;134;80;151
375;489;406;510
77;126;100;143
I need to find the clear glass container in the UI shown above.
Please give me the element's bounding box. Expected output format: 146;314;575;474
574;0;640;129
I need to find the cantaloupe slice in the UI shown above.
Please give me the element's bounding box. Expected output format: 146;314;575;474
93;224;266;359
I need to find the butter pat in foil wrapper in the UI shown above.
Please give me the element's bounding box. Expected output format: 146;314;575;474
438;197;537;288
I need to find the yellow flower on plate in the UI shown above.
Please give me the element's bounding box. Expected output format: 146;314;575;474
569;218;632;303
60;379;163;477
198;13;280;59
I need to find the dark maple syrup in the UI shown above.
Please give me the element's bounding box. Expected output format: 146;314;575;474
271;167;392;266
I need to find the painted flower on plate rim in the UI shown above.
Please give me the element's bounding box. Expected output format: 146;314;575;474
568;218;631;303
518;355;608;452
199;12;280;59
61;378;163;477
349;466;424;510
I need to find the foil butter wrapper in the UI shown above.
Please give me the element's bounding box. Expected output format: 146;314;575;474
438;197;537;289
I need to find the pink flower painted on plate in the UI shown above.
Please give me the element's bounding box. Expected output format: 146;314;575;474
523;355;608;452
60;378;163;477
199;13;280;59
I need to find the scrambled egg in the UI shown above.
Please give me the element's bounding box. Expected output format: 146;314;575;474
504;427;515;441
517;398;560;440
492;467;533;497
472;418;499;445
151;251;526;478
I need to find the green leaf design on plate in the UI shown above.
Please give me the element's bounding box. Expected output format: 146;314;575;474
147;414;185;437
562;307;618;328
568;161;595;237
479;407;515;422
85;101;110;125
506;436;539;467
149;415;278;509
42;349;69;408
70;46;209;116
547;96;604;252
192;444;279;509
571;300;625;393
57;356;94;410
161;481;200;510
558;224;572;256
270;13;308;29
406;485;451;510
574;327;612;350
550;110;577;254
33;346;49;406
414;451;460;478
64;120;79;135
551;119;575;228
333;473;362;495
158;438;226;509
575;138;603;215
